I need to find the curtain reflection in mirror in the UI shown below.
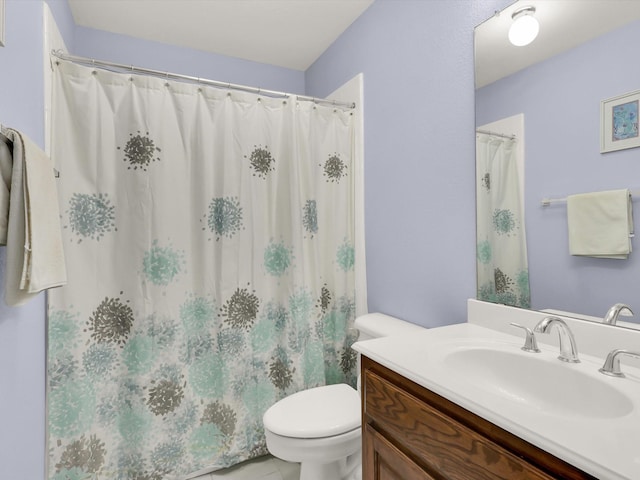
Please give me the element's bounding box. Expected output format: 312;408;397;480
476;132;530;308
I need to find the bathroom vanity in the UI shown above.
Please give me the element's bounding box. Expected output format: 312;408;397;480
361;356;593;479
353;301;640;480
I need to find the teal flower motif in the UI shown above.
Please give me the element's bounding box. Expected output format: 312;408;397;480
48;378;96;437
251;315;277;354
264;241;292;277
188;423;225;460
170;400;198;434
180;295;216;335
115;449;148;479
217;328;246;357
151;440;184;475
122;335;155;375
146;314;177;347
48;309;80;359
206;197;243;240
492;208;517;236
302;341;324;386
117;404;153;446
96;395;119;426
477;240;492;264
67;193;115;242
51;468;91;480
48;356;78;388
264;301;288;332
477;282;497;303
242;379;276;417
322;308;349;343
142;240;185;286
336;241;355;271
182;334;214;363
324;361;345;385
289;289;313;327
338;295;356;321
82;343;117;378
517;270;530;294
189;353;227;398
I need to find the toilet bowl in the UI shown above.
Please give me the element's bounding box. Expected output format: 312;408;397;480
263;384;361;480
262;313;425;480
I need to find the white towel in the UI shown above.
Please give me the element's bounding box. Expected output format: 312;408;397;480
567;189;634;259
3;129;67;306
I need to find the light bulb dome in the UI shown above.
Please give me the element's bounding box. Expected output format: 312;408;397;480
508;7;539;46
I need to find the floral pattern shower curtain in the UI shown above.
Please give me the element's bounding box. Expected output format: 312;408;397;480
48;59;358;479
476;133;530;308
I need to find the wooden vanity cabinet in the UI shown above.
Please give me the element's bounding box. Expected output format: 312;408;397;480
361;356;597;480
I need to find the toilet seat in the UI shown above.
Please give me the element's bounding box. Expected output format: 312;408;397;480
263;383;360;439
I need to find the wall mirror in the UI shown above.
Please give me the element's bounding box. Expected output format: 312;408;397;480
475;0;640;328
0;0;5;47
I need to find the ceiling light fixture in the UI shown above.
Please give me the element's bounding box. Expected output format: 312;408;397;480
508;6;539;47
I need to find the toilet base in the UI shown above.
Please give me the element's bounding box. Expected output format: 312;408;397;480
299;450;361;480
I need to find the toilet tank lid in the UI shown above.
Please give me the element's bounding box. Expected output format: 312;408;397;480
355;313;425;339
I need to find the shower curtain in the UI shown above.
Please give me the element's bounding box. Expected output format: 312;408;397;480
476;132;530;308
47;59;359;480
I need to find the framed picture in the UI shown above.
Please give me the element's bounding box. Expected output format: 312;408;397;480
0;0;4;47
601;89;640;153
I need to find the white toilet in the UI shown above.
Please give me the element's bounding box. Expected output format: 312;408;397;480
262;313;425;480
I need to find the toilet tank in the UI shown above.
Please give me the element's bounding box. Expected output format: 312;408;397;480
355;313;425;341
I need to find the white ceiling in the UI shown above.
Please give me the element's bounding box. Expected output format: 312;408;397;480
475;0;640;88
67;0;374;71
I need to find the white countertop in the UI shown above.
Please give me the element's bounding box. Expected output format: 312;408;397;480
353;322;640;480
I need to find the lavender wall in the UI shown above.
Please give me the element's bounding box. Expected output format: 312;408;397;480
0;3;47;479
476;20;640;318
73;26;305;95
306;0;511;327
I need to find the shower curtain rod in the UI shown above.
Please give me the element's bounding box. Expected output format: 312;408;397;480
476;129;516;140
51;50;356;110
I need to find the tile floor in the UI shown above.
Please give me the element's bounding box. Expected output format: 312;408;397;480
191;455;300;480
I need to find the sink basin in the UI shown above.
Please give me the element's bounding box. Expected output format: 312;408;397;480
443;347;634;419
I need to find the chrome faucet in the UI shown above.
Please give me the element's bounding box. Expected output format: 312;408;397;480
599;349;640;378
603;303;634;325
533;316;580;363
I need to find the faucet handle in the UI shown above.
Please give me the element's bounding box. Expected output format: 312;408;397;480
599;349;640;378
510;323;541;353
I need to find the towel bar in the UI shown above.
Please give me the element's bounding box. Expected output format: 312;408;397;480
541;190;640;207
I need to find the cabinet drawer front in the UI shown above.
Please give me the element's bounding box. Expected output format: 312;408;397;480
364;423;437;480
364;370;554;480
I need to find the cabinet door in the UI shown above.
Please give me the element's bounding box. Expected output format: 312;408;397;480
364;424;437;480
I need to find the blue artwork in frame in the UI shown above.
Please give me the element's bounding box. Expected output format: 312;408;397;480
601;90;640;153
612;100;638;141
